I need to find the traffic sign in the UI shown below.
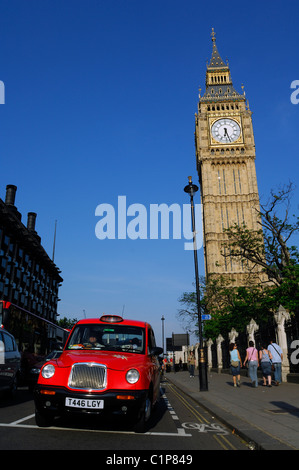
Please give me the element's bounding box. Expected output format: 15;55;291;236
202;314;211;321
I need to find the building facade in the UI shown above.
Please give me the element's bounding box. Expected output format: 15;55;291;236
0;184;63;323
195;29;263;286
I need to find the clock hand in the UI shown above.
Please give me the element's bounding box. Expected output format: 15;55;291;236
223;127;231;142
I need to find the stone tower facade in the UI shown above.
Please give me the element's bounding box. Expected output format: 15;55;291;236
195;30;262;285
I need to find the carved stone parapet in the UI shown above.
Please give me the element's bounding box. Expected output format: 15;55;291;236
216;334;224;372
274;305;291;382
246;319;259;344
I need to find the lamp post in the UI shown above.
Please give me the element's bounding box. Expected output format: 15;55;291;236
161;315;165;357
184;176;208;391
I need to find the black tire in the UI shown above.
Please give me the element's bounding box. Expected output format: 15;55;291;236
10;376;18;396
35;409;54;427
134;393;152;433
5;374;18;399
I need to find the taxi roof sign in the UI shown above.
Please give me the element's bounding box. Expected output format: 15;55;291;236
100;315;123;323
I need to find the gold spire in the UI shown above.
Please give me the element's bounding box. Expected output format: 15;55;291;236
211;27;216;42
208;28;226;68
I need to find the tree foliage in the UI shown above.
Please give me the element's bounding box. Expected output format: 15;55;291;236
223;182;299;287
178;278;273;341
56;316;78;329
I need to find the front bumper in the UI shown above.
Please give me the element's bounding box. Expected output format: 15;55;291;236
34;384;147;419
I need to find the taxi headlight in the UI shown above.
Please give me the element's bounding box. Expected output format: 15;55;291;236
126;369;140;384
41;364;55;379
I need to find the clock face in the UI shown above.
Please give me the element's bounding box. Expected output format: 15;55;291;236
211;118;241;143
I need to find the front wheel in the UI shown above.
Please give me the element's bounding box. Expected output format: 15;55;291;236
35;409;54;427
134;394;152;433
7;375;18;398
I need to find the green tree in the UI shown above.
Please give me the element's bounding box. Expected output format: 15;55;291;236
56;316;78;329
223;182;299;287
222;182;299;314
177;290;201;338
178;278;273;341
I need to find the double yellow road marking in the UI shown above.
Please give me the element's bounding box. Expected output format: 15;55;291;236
166;382;237;450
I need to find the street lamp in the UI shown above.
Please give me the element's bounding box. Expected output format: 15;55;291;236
184;176;208;391
161;315;165;357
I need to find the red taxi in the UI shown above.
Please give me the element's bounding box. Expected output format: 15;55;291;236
34;315;162;432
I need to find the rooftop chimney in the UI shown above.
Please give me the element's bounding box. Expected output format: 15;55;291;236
5;184;17;206
27;212;37;232
5;184;22;220
27;212;41;243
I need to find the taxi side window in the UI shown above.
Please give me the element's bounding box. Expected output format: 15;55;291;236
147;328;156;354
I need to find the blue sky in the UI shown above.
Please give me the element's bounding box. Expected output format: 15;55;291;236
0;0;298;347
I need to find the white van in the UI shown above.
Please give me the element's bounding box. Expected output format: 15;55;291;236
0;328;21;396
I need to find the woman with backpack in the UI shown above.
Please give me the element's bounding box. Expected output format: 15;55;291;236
229;343;242;387
259;343;273;387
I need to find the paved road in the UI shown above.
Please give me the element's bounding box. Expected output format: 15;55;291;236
0;379;249;452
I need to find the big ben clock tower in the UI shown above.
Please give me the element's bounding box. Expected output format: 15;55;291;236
195;29;262;286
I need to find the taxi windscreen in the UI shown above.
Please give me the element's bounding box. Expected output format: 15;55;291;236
66;324;145;354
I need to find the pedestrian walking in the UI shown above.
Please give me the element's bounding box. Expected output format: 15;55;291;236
188;351;195;377
268;340;283;385
229;343;241;387
259;343;273;387
243;340;259;387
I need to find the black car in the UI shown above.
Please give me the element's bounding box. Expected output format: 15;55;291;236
28;350;63;391
0;328;21;396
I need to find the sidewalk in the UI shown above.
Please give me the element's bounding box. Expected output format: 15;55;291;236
165;370;299;450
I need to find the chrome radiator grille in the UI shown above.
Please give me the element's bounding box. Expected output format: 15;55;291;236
68;363;107;390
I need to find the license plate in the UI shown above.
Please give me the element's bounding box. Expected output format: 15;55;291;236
65;397;104;409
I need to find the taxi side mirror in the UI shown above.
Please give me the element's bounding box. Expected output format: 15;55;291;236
150;347;163;356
